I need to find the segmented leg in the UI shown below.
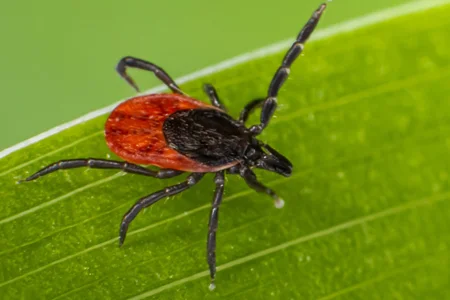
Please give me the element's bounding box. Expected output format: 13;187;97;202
207;171;225;290
116;56;183;94
119;173;205;245
22;159;183;182
227;165;240;175
249;3;327;135
261;144;293;169
203;83;226;111
239;98;264;123
239;166;284;208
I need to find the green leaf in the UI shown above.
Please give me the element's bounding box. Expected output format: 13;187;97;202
1;3;450;299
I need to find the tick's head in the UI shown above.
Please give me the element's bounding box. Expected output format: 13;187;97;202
244;141;292;177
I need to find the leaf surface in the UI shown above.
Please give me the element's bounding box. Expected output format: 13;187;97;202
1;4;450;299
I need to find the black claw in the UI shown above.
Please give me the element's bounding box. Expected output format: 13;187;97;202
121;75;140;93
119;222;128;247
24;175;38;181
131;83;140;93
20;174;38;182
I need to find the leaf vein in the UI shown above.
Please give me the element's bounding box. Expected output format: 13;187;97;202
317;253;448;300
126;192;450;299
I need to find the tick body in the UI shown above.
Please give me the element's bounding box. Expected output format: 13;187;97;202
105;93;228;172
23;3;326;289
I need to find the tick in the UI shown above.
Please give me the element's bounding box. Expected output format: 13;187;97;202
23;4;326;289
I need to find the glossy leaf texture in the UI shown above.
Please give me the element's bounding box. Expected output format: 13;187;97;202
1;5;450;299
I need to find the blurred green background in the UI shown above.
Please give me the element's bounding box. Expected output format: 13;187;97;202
1;0;416;150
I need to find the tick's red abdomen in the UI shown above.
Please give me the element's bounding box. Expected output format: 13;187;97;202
105;93;236;172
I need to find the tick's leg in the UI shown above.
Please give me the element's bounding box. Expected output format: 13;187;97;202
207;171;225;290
119;173;205;245
227;165;240;174
21;159;183;182
249;3;326;135
239;166;284;208
203;83;227;111
239;98;264;124
116;56;183;94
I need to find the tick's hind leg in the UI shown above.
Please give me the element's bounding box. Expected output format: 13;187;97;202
21;159;183;182
119;173;205;246
116;56;184;94
203;83;226;111
206;171;225;290
239;166;284;208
